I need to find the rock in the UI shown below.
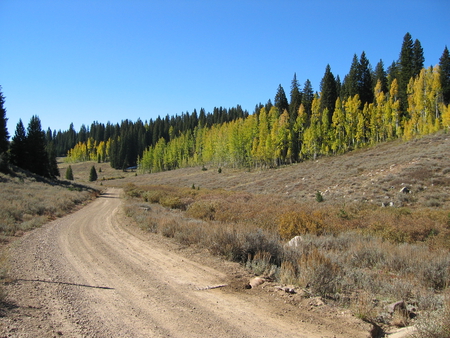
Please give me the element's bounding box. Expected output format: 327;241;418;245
399;187;410;194
246;277;265;289
286;236;303;248
386;300;405;315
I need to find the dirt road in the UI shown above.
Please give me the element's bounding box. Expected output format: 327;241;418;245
1;188;370;337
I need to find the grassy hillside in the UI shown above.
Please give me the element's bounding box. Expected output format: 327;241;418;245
112;131;450;209
0;165;98;239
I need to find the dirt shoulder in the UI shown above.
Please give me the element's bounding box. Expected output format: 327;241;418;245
0;188;371;337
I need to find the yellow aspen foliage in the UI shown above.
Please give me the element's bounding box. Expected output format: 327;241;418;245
301;96;321;160
441;104;450;130
389;79;402;137
331;97;346;154
344;94;361;148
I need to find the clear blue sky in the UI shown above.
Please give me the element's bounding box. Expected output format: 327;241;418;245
1;0;449;134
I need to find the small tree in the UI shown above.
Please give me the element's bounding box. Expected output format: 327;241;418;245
89;165;98;181
65;165;74;180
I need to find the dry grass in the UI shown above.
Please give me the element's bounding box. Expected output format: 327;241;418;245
117;132;450;331
0;165;98;238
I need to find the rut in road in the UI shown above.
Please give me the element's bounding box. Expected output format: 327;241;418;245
4;188;369;338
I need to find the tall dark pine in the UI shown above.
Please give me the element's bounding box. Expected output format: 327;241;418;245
46;141;60;178
0;87;9;172
373;60;388;93
343;54;359;99
398;32;415;110
358;51;374;105
26;116;50;177
320;64;337;122
289;73;302;124
439;46;450;105
387;61;399;88
412;39;424;77
302;79;314;119
10;119;28;170
274;84;289;114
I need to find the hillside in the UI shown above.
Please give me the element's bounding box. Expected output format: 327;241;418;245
103;131;450;210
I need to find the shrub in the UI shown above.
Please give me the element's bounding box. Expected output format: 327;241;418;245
65;165;74;180
315;191;324;202
187;201;217;220
158;217;179;238
208;227;243;262
89;165;97;181
241;229;283;265
298;248;341;296
277;211;324;240
160;196;184;210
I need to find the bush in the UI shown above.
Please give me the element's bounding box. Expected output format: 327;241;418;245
277;211;324;240
65;165;74;180
298;248;341;296
315;191;324;202
89;165;98;181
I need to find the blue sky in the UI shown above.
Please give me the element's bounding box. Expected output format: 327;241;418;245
1;0;449;134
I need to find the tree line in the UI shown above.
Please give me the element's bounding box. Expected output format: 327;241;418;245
1;33;449;178
0;99;59;178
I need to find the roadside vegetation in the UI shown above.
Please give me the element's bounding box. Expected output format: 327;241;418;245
117;131;450;337
0;166;98;238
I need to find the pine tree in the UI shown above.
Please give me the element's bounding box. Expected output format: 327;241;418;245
46;141;60;178
26;116;50;177
302;79;314;118
0;87;9;172
274;84;289;116
387;61;399;88
398;32;415;110
320;64;337;123
373;60;388;94
289;74;302;124
358;51;374;105
413;39;424;77
343;54;359;99
10;119;28;169
65;165;74;180
89;165;98;181
439;46;450;105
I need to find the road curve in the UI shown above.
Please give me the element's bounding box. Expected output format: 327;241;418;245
2;188;368;337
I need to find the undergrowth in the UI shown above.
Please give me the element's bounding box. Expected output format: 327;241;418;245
123;182;450;331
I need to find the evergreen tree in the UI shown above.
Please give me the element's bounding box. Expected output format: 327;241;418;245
26;116;50;177
274;85;289;119
343;54;359;99
358;51;374;105
302;79;314;119
373;60;388;94
320;64;337;123
46;141;60;178
398;32;415;110
65;165;74;180
289;73;302;124
89;165;98;181
10;119;28;170
413;39;425;77
439;46;450;105
0;87;9;172
387;61;399;88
